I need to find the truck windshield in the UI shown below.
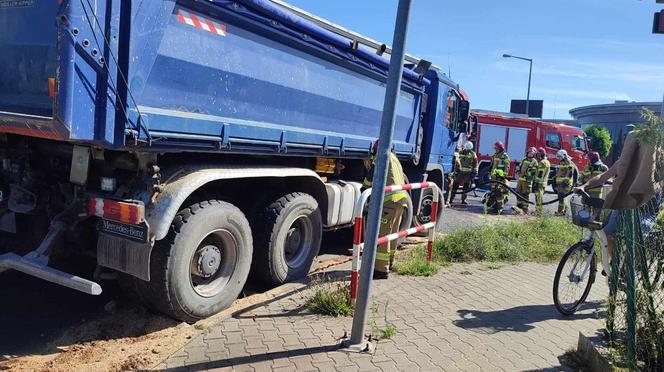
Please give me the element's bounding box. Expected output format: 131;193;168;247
572;135;587;151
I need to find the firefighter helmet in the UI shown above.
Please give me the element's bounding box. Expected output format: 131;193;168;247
494;141;505;152
556;149;568;159
527;147;537;156
492;169;506;178
588;151;600;163
464;142;474;151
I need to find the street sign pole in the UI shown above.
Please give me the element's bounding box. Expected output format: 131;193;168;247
344;0;413;351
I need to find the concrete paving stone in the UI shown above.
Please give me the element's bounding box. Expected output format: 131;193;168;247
311;361;337;371
208;366;234;372
248;360;274;372
185;346;210;364
271;365;296;372
231;365;255;372
263;341;285;352
224;331;246;344
227;343;248;356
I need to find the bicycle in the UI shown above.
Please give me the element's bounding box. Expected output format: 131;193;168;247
553;189;613;315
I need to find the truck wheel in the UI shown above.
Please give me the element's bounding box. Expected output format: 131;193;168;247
142;200;252;322
252;193;322;287
396;193;414;245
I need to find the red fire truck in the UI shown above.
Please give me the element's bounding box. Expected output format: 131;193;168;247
467;110;589;190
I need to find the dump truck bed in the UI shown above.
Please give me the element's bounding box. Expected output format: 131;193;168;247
0;0;428;160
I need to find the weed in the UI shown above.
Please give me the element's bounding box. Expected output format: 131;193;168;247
306;280;352;317
460;270;472;275
393;246;440;276
369;301;397;340
478;262;503;271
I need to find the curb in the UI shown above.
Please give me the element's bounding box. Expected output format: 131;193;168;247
577;332;620;372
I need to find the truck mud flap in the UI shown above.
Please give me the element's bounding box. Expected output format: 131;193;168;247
97;231;152;281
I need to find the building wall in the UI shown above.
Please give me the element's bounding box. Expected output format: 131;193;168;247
570;101;662;142
570;101;661;163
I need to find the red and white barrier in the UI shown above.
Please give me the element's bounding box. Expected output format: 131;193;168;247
349;182;440;306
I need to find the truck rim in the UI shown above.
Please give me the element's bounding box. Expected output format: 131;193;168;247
189;229;238;297
284;214;312;268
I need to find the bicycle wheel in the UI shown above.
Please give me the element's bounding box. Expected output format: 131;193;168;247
553;242;597;315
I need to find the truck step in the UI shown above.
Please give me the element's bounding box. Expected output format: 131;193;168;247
0;252;102;295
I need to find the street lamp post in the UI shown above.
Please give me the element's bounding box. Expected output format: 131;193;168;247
502;54;533;117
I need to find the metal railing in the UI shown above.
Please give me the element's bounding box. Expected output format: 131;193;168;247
349;181;440;306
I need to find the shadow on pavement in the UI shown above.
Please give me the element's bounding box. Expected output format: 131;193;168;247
161;344;342;372
453;301;605;333
232;269;349;320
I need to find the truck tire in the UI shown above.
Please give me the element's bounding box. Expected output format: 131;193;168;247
252;193;322;287
140;200;252;322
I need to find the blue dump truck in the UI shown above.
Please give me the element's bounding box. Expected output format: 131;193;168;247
0;0;468;321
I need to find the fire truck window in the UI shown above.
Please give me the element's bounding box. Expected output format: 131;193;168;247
572;136;587;151
546;132;561;149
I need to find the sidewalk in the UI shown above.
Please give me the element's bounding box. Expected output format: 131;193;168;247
156;261;606;371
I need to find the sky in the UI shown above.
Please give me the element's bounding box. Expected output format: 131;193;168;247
285;0;664;119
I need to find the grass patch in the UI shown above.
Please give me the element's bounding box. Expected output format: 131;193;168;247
478;262;503;271
435;216;581;263
393;246;440;277
306;280;352;317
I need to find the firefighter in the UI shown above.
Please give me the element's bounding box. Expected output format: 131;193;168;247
363;141;408;280
579;151;609;199
533;147;551;214
447;142;478;206
489;141;510;211
512;147;538;215
485;168;509;214
554;149;577;216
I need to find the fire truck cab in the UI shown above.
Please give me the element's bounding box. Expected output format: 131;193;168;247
468;111;589;189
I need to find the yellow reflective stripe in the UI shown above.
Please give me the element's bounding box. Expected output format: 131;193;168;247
375;252;392;261
384;191;407;202
363;178;372;188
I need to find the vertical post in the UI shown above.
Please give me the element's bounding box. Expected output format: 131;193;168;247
348;0;412;348
350;216;363;307
624;209;638;368
525;59;532;117
427;196;438;263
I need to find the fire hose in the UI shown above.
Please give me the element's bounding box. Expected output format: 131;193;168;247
447;179;574;206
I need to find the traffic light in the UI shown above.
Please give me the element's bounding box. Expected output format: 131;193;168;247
654;10;664;34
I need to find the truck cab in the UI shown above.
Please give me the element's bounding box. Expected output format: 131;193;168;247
468;111;589;186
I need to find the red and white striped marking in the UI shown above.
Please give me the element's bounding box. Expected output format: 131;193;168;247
384;181;431;193
348;182;440;307
177;9;227;36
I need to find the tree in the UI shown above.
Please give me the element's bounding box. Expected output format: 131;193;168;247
584;124;612;158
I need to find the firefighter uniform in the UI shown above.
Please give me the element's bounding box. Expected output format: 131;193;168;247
489;151;510;212
515;157;537;213
579;163;609;199
487;169;509;214
447;149;478;205
533;158;551;214
555;158;576;215
363;152;408;275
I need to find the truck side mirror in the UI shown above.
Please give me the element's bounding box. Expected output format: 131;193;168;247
458;100;470;123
